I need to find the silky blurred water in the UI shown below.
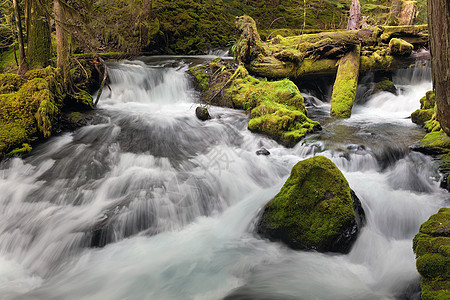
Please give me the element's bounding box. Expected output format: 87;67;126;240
0;58;447;300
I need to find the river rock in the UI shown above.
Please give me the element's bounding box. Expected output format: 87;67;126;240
195;106;211;121
257;155;365;253
256;147;270;156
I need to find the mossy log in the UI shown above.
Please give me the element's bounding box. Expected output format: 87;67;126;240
235;16;428;80
330;45;361;118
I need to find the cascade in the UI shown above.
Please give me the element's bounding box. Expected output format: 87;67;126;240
0;57;447;300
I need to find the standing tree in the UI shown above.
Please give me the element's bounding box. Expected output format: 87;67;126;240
26;0;51;69
428;0;450;136
54;0;69;85
12;0;28;74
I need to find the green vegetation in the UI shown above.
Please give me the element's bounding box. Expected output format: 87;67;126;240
330;46;361;118
257;156;360;252
0;67;65;156
190;61;320;145
413;208;450;300
412;91;436;126
389;38;414;56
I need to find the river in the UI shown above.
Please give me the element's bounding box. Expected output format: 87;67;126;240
0;55;448;300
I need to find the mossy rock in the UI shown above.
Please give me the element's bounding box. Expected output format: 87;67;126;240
257;156;365;253
373;78;396;94
389;38;414;56
412;109;434;126
421;91;436;110
413;207;450;299
190;61;320;146
418;131;450;155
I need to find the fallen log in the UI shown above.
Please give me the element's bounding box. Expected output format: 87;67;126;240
330;45;361;118
234;16;428;80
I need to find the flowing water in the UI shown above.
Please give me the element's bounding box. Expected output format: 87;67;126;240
0;57;448;300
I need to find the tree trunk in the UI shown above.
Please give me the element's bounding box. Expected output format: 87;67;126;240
428;0;450;136
26;0;51;69
12;0;28;74
54;0;70;85
347;0;361;30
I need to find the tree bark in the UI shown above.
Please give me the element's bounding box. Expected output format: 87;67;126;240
12;0;28;74
347;0;361;30
26;0;51;69
54;0;70;85
428;0;450;136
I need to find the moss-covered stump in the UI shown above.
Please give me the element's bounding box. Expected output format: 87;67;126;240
413;207;450;300
257;156;365;253
190;61;320;146
330;45;361;118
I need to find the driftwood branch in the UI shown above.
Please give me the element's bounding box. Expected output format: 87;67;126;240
94;57;110;107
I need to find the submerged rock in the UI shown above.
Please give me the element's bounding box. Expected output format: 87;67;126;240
413;207;450;300
257;156;365;253
195;106;211;121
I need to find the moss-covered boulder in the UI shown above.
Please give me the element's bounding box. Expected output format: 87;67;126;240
190;61;321;146
373;77;396;94
413;207;450;300
257;156;365;253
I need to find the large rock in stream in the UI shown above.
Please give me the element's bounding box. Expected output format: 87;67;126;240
257;156;365;253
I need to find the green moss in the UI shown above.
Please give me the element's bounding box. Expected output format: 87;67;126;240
260;156;357;250
413;207;450;299
373;78;395;94
0;73;24;94
389;38;414;56
421;91;437;110
0;68;65;157
419;131;450;155
412;108;434;125
420;276;450;300
330;46;361;118
191;61;319;145
7;143;32;156
68;90;94;110
189;65;210;92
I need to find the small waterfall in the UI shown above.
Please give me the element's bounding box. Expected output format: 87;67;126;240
0;58;447;300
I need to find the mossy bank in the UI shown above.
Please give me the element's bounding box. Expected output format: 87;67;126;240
0;67;94;158
413;208;450;300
